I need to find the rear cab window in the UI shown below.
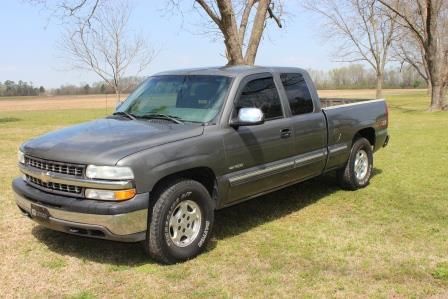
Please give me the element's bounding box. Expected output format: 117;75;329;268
280;73;314;115
233;77;283;120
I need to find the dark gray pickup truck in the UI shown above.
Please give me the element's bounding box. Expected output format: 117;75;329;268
13;66;389;264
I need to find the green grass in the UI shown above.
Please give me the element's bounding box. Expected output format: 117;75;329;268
68;290;97;299
0;90;447;297
433;263;448;281
41;257;67;269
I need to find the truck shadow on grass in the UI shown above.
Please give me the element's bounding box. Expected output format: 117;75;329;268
212;167;379;244
32;169;382;266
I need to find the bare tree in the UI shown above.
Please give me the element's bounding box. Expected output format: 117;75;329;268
304;0;397;99
30;0;154;100
169;0;284;65
60;2;154;100
378;0;448;111
393;29;431;94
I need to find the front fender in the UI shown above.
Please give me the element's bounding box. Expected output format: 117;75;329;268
116;133;226;194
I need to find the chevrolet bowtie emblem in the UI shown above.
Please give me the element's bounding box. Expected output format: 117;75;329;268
40;171;51;183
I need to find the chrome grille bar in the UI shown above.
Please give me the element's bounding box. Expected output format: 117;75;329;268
25;156;84;177
26;174;82;195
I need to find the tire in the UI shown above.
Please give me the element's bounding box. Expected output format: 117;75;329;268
336;137;373;190
143;179;214;264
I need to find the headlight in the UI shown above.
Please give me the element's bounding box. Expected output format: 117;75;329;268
85;165;134;180
18;150;25;164
85;188;136;201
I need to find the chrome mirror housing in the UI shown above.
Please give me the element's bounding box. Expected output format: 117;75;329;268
231;107;265;127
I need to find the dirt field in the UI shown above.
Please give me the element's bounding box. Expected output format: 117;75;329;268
0;89;426;112
0;94;124;112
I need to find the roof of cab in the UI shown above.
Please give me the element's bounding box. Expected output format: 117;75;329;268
153;65;307;78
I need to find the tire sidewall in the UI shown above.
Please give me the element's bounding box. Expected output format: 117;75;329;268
349;139;373;187
155;181;214;262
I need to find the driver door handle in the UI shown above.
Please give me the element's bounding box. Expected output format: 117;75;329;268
280;128;292;139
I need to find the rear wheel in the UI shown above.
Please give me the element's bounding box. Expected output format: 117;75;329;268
143;179;214;264
337;137;373;190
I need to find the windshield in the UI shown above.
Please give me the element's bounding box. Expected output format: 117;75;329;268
117;75;232;123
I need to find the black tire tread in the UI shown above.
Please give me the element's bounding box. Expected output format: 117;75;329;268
337;137;373;190
145;179;210;264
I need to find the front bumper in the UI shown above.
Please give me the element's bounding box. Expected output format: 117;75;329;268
13;178;148;242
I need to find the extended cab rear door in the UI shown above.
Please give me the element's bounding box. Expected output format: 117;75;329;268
276;72;327;181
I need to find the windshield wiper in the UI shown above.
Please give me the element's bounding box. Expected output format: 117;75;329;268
138;113;184;124
112;111;136;120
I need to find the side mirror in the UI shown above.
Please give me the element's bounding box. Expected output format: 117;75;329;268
230;107;265;128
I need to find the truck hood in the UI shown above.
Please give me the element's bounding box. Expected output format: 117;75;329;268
22;117;204;165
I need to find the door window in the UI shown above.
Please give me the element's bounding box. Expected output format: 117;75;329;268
234;77;283;120
280;73;314;115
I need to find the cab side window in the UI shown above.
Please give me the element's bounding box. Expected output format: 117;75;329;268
234;77;283;120
280;73;314;115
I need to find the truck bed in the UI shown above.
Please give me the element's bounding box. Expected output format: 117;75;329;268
320;97;388;166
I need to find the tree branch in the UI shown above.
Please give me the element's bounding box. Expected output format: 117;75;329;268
238;0;256;46
195;0;222;27
377;0;426;46
267;5;282;28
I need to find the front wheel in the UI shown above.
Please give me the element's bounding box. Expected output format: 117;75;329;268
337;137;373;190
144;179;214;264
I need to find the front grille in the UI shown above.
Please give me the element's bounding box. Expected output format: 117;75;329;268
26;174;82;195
25;156;84;176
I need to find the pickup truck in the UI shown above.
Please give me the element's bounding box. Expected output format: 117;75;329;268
13;66;389;264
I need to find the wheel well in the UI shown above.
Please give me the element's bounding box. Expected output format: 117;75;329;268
354;127;375;146
150;167;217;199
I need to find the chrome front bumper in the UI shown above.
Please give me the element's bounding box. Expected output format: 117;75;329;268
15;191;148;242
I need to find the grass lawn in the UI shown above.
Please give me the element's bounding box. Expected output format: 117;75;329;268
0;90;447;298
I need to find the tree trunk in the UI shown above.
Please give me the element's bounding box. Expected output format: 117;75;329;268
441;85;447;110
115;87;121;102
223;36;245;65
429;83;443;111
424;0;444;112
376;73;383;99
216;0;245;65
426;61;444;111
195;0;283;66
244;0;270;65
426;80;432;96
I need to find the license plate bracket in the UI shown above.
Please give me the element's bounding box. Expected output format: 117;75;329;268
30;204;50;221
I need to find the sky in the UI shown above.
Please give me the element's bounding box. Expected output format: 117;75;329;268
0;0;343;88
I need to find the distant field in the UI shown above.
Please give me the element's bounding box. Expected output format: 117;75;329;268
0;89;447;298
0;94;125;111
318;88;427;98
0;89;426;112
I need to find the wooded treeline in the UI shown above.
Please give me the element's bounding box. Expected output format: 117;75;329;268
0;81;45;97
1;64;425;97
310;64;426;90
51;76;142;96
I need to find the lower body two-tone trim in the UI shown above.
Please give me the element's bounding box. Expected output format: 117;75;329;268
228;148;328;187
